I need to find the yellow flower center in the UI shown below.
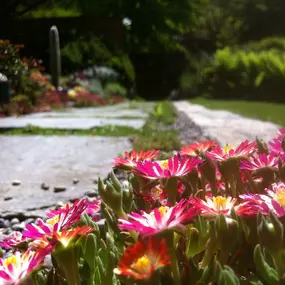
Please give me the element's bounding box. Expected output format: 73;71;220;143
46;215;59;226
223;145;233;154
4;256;18;268
158;206;169;215
274;188;285;208
213;196;228;210
132;255;150;272
159;160;169;169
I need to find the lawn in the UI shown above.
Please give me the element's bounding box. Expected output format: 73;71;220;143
190;97;285;126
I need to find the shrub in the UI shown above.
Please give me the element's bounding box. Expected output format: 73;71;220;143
11;94;33;115
36;90;68;109
245;37;285;52
73;92;107;107
104;82;127;97
0;40;26;91
194;40;285;102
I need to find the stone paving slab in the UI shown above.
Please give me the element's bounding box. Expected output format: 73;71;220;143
0;136;131;214
25;105;148;119
0;117;145;129
174;101;280;146
0;102;156;130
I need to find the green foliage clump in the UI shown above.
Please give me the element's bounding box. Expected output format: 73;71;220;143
190;39;285;102
104;83;127;98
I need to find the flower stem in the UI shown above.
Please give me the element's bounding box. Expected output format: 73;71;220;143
200;223;217;268
165;232;181;285
117;208;138;241
53;245;81;285
163;178;178;206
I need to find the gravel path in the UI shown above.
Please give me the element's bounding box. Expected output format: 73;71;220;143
173;101;280;146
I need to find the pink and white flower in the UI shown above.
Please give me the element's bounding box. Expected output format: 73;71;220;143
206;140;256;161
118;199;200;235
0;249;49;285
191;196;237;218
239;183;285;217
113;149;160;170
0;232;28;250
132;154;203;180
240;153;279;172
24;199;88;240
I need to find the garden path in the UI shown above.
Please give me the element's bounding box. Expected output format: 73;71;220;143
0;103;149;129
0;102;153;218
174;101;280;146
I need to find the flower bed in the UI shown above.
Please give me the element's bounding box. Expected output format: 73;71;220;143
0;40;126;117
3;131;285;284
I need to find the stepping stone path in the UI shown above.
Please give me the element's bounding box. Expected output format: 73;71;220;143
0;103;150;130
0;102;153;219
174;101;280;146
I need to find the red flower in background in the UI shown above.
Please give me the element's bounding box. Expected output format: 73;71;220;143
113;149;160;170
114;237;170;280
181;140;218;156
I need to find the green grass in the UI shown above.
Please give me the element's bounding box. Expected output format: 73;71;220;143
132;101;180;151
190;98;285;126
0;125;141;137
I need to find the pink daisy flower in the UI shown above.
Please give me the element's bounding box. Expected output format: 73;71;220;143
24;199;88;240
45;199;88;220
240;153;279;172
0;232;28;250
238;182;285;217
180;140;217;156
263;182;285;217
85;199;101;216
33;226;93;249
113;149;160;170
118;199;200;235
191;196;237;219
238;193;270;216
0;248;49;285
269;137;285;155
132;154;203;180
206;140;256;161
268;129;285;154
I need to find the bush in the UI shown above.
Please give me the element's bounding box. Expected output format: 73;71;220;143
104;82;127;97
193;40;285;102
73;92;107;107
36;90;68;109
11;94;33;115
245;37;285;52
0;40;26;91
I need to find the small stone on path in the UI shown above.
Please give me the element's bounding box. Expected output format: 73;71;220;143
73;178;79;184
10;218;19;225
12;180;21;186
4;197;13;201
41;183;50;190
84;190;98;198
53;186;67;193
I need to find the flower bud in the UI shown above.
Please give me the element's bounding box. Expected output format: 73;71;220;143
256;137;269;155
